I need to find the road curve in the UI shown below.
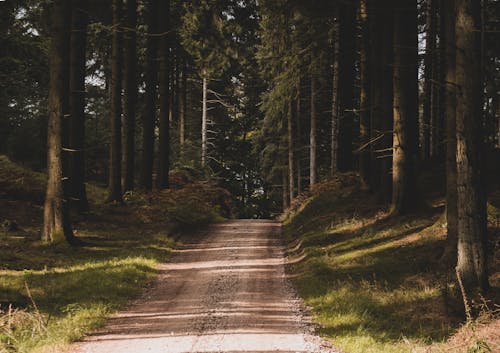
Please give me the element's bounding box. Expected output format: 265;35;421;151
71;220;337;353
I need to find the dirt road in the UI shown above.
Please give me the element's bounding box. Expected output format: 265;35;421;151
72;220;337;353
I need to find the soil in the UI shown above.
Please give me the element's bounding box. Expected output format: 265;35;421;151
70;220;339;353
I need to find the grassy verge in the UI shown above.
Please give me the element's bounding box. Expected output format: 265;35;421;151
0;155;230;353
284;175;499;353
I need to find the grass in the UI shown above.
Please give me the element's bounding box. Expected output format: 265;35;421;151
283;175;499;353
0;154;229;353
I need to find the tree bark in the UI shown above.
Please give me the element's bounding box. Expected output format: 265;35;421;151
179;55;187;152
107;0;123;203
422;0;436;161
443;0;458;263
391;0;419;215
139;0;159;191
455;0;489;294
288;99;294;205
310;75;317;187
358;0;370;187
370;0;394;201
202;75;208;167
122;0;137;192
157;0;171;189
43;0;74;243
337;1;357;172
331;15;340;176
68;0;89;213
296;81;302;194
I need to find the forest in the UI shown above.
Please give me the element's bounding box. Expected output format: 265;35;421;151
1;0;500;352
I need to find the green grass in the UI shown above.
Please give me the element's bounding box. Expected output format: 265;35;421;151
0;225;175;353
283;176;488;353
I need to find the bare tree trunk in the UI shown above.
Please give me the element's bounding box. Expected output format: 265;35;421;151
69;0;89;212
391;0;419;215
288;99;294;205
331;15;340;176
370;0;394;201
455;0;489;294
179;55;187;152
310;75;317;187
106;0;123;203
422;0;436;160
139;0;159;191
358;0;370;187
43;0;74;243
157;0;170;189
202;75;208;167
296;81;302;194
282;169;288;211
337;2;357;171
443;0;458;264
122;0;137;192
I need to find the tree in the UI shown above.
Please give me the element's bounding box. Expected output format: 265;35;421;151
310;75;317;186
122;0;138;192
43;0;74;243
288;98;295;203
139;0;159;191
391;0;419;214
443;0;458;262
337;1;357;172
68;0;89;213
455;0;489;294
157;0;171;189
358;0;370;186
106;0;124;203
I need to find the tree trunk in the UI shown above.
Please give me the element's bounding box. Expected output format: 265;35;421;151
179;55;187;152
370;0;394;201
157;0;171;189
296;81;302;194
358;0;370;187
288;99;294;205
68;0;89;213
443;0;458;264
43;0;74;243
310;75;317;187
106;0;123;203
122;0;137;192
202;75;208;167
455;0;489;294
139;0;159;191
282;169;288;211
422;0;436;161
391;0;419;215
337;1;357;171
331;15;340;176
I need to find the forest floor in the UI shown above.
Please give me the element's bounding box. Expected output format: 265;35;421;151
70;220;338;353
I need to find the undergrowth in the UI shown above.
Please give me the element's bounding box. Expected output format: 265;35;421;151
283;174;499;353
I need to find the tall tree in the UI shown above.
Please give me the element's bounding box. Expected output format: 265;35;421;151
68;0;89;212
455;0;489;294
157;0;171;189
43;0;74;243
106;0;123;202
288;98;294;204
391;0;419;214
122;0;138;192
310;75;317;186
358;0;370;187
139;0;159;190
337;1;357;172
421;0;436;160
443;0;458;262
179;55;187;152
330;15;340;176
370;0;394;200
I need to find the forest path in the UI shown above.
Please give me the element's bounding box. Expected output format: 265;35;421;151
71;220;337;353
